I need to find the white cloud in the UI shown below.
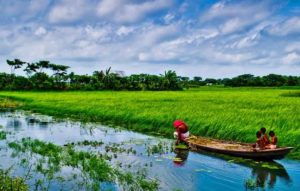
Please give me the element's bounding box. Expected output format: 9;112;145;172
230;32;261;48
285;42;300;52
116;26;134;36
48;0;92;24
201;0;271;22
0;0;49;21
282;52;300;65
202;0;273;35
268;17;300;36
163;13;176;24
221;18;244;34
134;24;179;47
96;0;172;23
34;27;47;36
0;0;299;77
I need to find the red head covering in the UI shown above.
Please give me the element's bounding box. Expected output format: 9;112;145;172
173;120;187;129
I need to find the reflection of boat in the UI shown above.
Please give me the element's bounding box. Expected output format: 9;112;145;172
187;136;293;160
248;161;292;190
185;145;292;189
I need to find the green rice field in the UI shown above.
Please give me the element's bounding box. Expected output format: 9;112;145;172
0;87;299;159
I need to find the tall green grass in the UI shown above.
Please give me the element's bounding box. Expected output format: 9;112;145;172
0;87;299;158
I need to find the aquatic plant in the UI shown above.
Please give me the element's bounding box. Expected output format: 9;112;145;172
0;169;28;191
64;140;104;147
174;143;188;150
104;143;137;155
146;142;171;155
244;179;256;190
0;131;7;140
8;138;159;190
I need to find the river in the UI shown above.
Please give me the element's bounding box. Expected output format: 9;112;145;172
0;111;299;191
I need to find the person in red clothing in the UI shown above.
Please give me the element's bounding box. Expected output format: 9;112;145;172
173;120;190;145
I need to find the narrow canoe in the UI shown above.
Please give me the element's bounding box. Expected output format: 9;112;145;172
187;136;293;160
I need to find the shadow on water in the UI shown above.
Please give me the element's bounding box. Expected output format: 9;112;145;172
6;119;22;130
189;149;292;190
248;162;291;190
173;149;189;166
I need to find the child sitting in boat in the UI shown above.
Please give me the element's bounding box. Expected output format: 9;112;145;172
260;127;270;145
173;120;190;145
266;131;277;149
253;131;265;150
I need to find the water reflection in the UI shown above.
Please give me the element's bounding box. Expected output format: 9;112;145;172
193;150;292;190
173;149;189;166
25;116;51;129
6;119;22;130
246;161;291;190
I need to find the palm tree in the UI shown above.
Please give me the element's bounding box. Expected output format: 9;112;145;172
161;70;181;90
6;59;26;74
36;60;50;73
24;63;39;77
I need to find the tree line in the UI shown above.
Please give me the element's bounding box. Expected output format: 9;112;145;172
1;59;299;91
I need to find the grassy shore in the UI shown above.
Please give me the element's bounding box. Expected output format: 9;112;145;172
0;87;299;159
0;98;19;110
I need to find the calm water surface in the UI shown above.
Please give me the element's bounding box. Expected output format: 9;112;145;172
0;111;299;191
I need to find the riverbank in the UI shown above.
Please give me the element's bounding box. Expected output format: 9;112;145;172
0;88;299;159
0;98;19;110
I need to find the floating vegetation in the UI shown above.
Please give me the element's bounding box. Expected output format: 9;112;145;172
173;158;182;162
64;140;104;147
0;131;7;140
162;155;174;160
104;143;137;155
244;179;257;190
0;168;28;191
174;143;188;150
8;138;159;190
146;142;171;156
261;163;281;170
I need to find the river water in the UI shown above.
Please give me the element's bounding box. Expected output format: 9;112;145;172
0;111;299;191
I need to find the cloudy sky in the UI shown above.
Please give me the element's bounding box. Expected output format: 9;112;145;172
0;0;300;78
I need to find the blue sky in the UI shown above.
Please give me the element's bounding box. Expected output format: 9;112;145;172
0;0;300;77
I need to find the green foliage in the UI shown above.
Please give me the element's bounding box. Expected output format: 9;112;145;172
2;59;300;90
2;59;183;91
224;74;300;87
244;178;257;190
0;131;7;140
0;169;28;191
8;138;158;190
66;140;104;147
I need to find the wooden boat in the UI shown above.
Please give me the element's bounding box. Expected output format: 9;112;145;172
186;136;293;160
